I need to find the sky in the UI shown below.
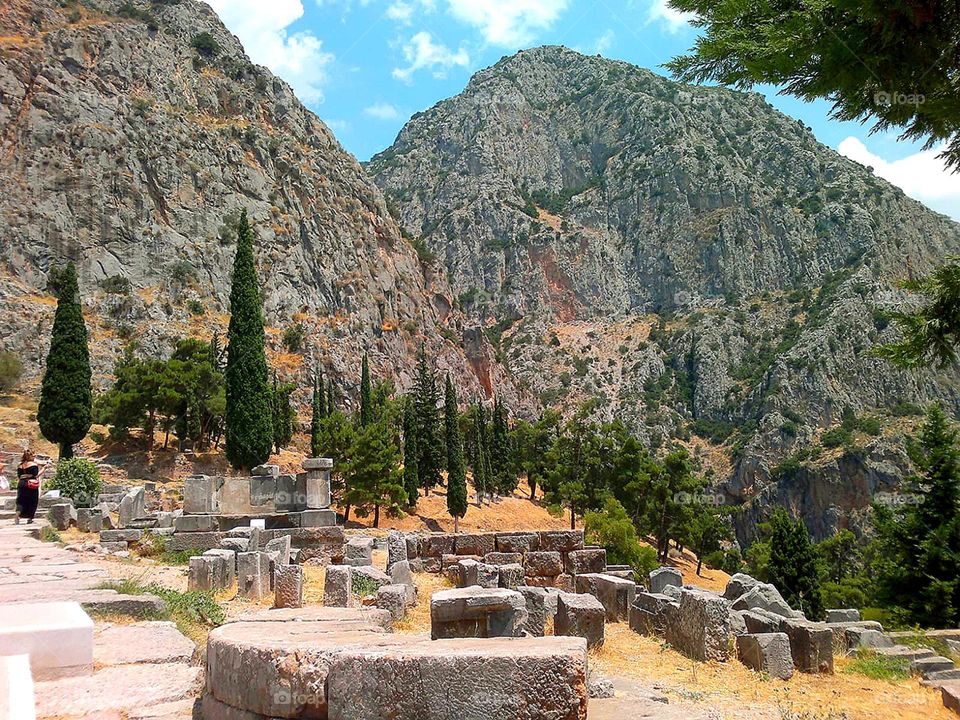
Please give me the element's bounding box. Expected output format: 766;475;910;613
203;0;960;220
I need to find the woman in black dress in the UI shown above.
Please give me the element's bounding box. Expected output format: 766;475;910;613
16;450;46;524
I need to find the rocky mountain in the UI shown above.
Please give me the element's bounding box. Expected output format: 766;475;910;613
368;46;960;542
0;0;504;403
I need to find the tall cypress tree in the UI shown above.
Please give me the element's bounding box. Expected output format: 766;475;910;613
413;345;442;493
39;262;92;459
472;402;490;504
359;353;372;427
327;379;335;414
402;396;420;507
310;366;326;458
224;209;273;470
768;508;824;620
445;375;468;531
271;373;295;454
490;397;516;496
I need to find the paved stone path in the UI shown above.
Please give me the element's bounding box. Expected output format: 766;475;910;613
0;522;200;719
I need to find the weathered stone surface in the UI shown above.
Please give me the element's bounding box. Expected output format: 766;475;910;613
498;563;525;590
188;555;217;592
326;636;589;720
47;503;76;531
183;475;222;515
555;593;605;649
324;565;353;607
405;535;421;560
387;530;408;569
825;608;861;623
648;567;682;594
484;552;524;566
743;608;786;635
299;509;338;528
263;535;292;566
575;573;635;622
421;534;456;558
167;532;226;553
303;458;334;471
174;514;217;533
389;560;414;587
100;529;143;543
204;549;237;589
845;627;894;650
235;606;393;631
118;487;146;529
723;573;760;601
274;565;304;609
376;584;409;621
75;507;102;534
519;586;553;637
93;621;194;665
941;682;960;714
525;551;563;578
779;619;834;674
564;548;607;576
353;565;392;594
431;586;527;640
538;530;584;554
345;537;374;567
628;592;674;637
496;533;539;554
459;560;500;589
730;583;794;618
220;478;254;517
454;533;497;557
237;552;271;601
665;589;731;662
736;633;794;680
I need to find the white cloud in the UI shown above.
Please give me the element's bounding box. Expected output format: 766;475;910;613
593;29;615;54
839;137;960;220
392;31;470;82
446;0;568;46
364;102;402;120
205;0;333;104
647;0;695;33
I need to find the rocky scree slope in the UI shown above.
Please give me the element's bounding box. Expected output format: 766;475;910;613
369;46;960;542
0;0;505;402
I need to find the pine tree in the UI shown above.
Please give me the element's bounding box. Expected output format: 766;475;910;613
224;209;273;470
343;419;406;528
768;508;824;620
402;396;419;507
271;374;296;454
39;262;92;459
413;346;443;493
359;353;372;427
310;367;326;458
490;397;516;496
445;375;468;531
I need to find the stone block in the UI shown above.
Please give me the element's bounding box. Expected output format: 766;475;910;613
188;556;217;592
736;633;794;680
538;530;584;553
498;563;525;590
352;565;392;594
324;565;353;607
75;508;102;533
496;532;539;554
345;536;374;567
251;464;280;477
387;530;408;569
405;535;421;559
0;653;34;720
430;586;527;640
203;549;237;589
155;511;175;529
826;608;861;623
628;592;674;637
389;560;414;587
421;534;455;558
942;683;960;714
47;503;76;531
575;573;635;622
237;552;271;601
564;548;607;576
484;552;523;566
100;529;143;543
555;592;605;649
454;532;496;557
118;487;145;528
845;627;894;650
219;477;253;516
556;574;576;593
300;509;337;527
306;473;331;510
0;602;93;680
421;557;442;573
459;561;499;589
263;535;292;566
303;457;334;471
519;586;553;637
723;573;760;601
376;584;409;621
780;618;834;674
166;531;226;552
665;588;731;662
730;583;794;618
649;567;682;594
525;551;563;578
274;565;304;609
183;475;221;514
249;475;276;508
174;514;217;533
275;474;306;513
743;608;786;635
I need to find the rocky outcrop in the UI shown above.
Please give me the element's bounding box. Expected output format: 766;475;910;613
370;45;960;541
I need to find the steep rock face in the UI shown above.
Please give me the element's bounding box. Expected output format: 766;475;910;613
370;46;960;541
0;0;500;398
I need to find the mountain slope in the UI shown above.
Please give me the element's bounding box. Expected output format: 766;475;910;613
369;46;960;541
0;0;501;399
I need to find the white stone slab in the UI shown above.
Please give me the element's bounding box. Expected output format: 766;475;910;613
0;602;93;680
0;654;36;720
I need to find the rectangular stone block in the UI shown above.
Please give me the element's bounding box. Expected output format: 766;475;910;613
484;552;523;566
203;549;237;589
166;532;226;552
387;531;408;569
220;477;253;516
275;474;306;513
249;475;276;509
736;633;794;680
454;533;496;557
825;608;861;623
555;592;604;649
575;573;635;622
183;475;222;514
496;532;539;554
300;509;338;527
525;551;563;578
324;565;353;607
498;564;525;590
189;556;217;593
306;473;331;509
237;552;271;601
629;592;674;637
99;529;142;543
75;508;102;534
345;537;374;567
421;534;456;558
779;618;834;674
518;586;557;637
251;464;280;477
0;602;93;680
649;567;682;594
538;530;584;553
564;548;606;576
431;586;527;640
274;565;304;609
0;654;34;720
665;588;731;662
174;515;217;533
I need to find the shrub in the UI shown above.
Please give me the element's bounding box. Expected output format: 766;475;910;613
0;351;23;392
191;32;220;58
821;426;852;448
584;497;658;576
99;275;132;295
49;457;102;508
282;323;306;353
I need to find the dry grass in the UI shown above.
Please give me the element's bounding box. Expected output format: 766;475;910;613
593;624;955;720
394;572;452;634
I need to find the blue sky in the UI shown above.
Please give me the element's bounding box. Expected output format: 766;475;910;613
205;0;960;219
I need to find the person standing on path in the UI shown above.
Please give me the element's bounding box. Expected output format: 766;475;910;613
16;450;47;524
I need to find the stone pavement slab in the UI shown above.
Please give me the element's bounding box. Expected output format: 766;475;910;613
93;622;195;665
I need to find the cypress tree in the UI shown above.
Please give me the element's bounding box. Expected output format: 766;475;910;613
472;402;490;504
327;379;335;414
39;262;92;459
768;508;824;620
402;396;419;507
224;209;273;470
360;353;372;427
413;346;442;493
445;375;468;532
271;374;295;454
310;367;326;458
490;397;516;496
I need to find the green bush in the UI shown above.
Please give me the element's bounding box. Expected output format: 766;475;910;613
0;351;23;392
820;426;852;448
282;323;306;353
191;32;220;58
49;458;102;508
584;497;658;576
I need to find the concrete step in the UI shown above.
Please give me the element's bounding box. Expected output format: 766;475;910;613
877;645;936;662
913;656;957;678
